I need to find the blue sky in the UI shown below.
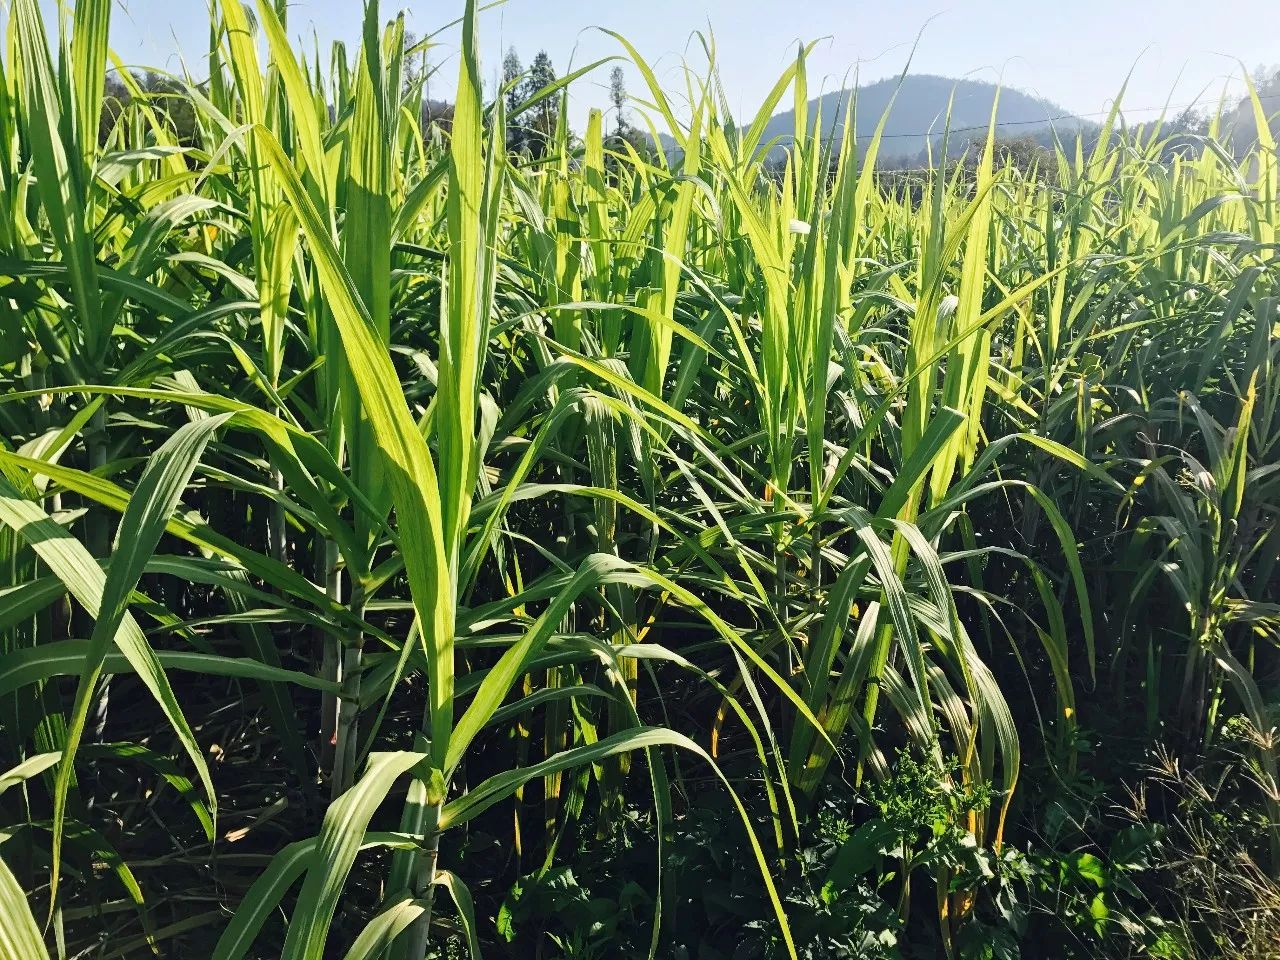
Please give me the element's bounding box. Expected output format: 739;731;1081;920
91;0;1274;128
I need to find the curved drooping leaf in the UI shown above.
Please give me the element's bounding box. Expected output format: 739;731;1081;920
281;753;428;960
441;726;800;960
0;849;49;960
211;833;421;960
0;414;229;897
0;641;337;697
338;898;433;960
0;754;60;798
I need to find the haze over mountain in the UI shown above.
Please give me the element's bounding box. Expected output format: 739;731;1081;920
741;74;1087;163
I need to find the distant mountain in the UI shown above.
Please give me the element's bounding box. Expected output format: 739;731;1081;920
1223;69;1280;157
737;74;1086;164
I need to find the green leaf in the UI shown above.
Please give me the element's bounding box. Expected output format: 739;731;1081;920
211;833;418;960
281;752;428;960
0;847;49;960
0;754;59;798
0;416;228;901
441;727;800;960
253;125;455;768
446;553;629;773
431;872;480;959
45;415;229;896
339;899;432;960
827;819;897;889
0;640;340;700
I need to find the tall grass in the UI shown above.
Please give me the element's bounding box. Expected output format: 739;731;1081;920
0;0;1276;956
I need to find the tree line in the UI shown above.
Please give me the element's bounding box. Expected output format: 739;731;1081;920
97;40;657;165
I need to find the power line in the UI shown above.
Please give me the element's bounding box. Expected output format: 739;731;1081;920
820;94;1280;141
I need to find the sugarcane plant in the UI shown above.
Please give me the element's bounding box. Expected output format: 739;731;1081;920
0;0;1277;956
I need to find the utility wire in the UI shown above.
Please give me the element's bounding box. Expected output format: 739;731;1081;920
810;94;1280;141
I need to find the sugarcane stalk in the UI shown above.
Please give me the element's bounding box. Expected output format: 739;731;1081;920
318;536;341;776
330;580;366;796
